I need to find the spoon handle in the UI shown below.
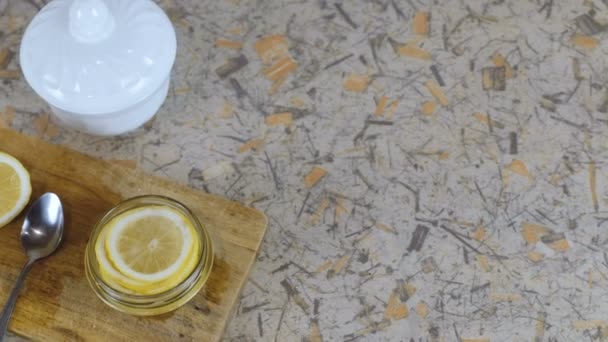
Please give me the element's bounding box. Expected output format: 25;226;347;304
0;260;34;341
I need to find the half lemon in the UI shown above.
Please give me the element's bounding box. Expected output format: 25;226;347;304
0;152;32;228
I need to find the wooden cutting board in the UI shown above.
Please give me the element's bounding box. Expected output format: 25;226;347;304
0;129;267;341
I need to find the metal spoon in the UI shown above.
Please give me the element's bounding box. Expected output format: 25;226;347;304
0;193;64;341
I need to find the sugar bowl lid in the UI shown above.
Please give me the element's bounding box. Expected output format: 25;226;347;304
20;0;176;115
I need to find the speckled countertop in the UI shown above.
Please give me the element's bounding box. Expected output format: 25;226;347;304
3;0;608;340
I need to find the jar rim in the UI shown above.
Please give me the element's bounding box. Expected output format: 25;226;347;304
85;195;214;315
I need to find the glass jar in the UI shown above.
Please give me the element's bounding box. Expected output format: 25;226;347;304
84;195;213;316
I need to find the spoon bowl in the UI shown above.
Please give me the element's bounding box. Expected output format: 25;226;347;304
21;193;64;260
0;192;64;341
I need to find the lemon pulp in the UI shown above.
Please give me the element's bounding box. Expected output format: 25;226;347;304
95;205;199;295
0;152;32;228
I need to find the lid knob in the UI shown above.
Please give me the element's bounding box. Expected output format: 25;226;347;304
69;0;115;43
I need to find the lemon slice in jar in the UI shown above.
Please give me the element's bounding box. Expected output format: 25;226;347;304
96;206;199;294
0;152;32;228
95;228;145;294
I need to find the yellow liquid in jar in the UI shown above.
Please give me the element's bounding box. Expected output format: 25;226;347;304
84;196;213;316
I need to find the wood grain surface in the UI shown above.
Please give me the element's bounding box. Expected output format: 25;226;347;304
0;129;267;341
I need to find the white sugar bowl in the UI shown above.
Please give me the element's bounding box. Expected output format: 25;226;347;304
20;0;177;136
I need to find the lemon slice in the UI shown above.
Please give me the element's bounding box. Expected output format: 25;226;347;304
95;228;146;292
104;206;196;283
95;219;200;295
0;152;32;228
